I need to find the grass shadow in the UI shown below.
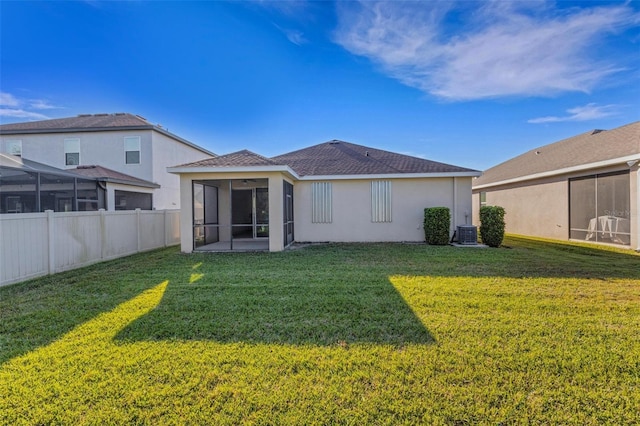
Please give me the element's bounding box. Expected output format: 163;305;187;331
115;274;435;346
0;247;185;365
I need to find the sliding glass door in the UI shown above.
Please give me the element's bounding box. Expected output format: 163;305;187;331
569;171;630;245
232;187;269;239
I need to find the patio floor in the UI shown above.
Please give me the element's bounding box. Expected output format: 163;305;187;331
194;239;270;252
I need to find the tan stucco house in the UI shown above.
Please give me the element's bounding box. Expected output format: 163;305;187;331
169;140;481;252
472;121;640;250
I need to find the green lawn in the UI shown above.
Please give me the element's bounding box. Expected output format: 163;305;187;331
1;236;639;425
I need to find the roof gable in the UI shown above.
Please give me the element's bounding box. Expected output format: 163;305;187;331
474;121;640;188
174;150;279;168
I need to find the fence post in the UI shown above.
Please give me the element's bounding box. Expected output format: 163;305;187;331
136;208;142;253
46;210;55;275
164;209;168;247
99;209;106;259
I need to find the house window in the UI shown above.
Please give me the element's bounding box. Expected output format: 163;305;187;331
64;138;80;166
569;171;630;246
124;136;141;164
5;140;22;156
371;180;392;223
480;191;487;207
311;182;332;223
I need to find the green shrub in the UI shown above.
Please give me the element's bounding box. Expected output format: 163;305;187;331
479;206;506;247
424;207;451;245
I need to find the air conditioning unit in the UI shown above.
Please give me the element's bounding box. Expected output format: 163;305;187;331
457;225;477;245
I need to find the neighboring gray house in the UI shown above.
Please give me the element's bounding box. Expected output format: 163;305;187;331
0;113;215;211
472;121;640;250
169;140;481;252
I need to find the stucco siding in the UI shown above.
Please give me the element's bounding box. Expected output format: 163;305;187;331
473;164;639;249
481;179;568;240
151;132;212;209
294;177;473;242
1;131;155;181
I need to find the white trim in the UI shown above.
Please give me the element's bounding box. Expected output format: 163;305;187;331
299;172;481;180
167;165;299;177
473;155;640;190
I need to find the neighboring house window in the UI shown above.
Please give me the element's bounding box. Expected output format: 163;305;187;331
115;190;152;210
64;138;80;166
5;140;22;156
569;171;630;246
480;192;487;207
371;180;392;223
311;182;332;223
124;136;141;164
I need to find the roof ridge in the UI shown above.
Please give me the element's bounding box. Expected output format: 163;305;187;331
236;149;280;165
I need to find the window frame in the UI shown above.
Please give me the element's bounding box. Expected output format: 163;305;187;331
124;136;141;165
5;139;22;156
64;138;81;166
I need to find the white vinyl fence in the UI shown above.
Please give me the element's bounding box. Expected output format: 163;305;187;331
0;209;180;287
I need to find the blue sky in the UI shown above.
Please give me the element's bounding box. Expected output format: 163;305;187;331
1;0;638;170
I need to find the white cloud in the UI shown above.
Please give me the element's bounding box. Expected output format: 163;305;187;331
274;23;308;45
0;92;63;121
0;108;50;120
0;92;20;107
527;103;620;124
29;99;61;110
334;1;638;100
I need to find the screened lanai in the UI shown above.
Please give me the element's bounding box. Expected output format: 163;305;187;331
192;178;272;251
0;153;105;213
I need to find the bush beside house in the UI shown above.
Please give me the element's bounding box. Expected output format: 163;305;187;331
424;207;451;245
479;206;506;247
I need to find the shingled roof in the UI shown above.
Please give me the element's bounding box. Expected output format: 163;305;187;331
171;140;479;177
0;113;215;155
175;150;279;168
72;165;160;188
0;113;152;133
474;121;640;188
271;140;477;176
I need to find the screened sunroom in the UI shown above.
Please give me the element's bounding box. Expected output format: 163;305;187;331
192;178;271;251
0;154;105;213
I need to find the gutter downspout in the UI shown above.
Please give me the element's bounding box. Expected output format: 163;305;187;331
636;167;640;251
452;177;458;235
